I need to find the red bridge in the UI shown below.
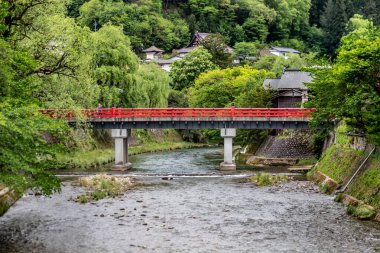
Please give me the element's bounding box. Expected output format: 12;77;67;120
41;107;315;171
41;107;315;130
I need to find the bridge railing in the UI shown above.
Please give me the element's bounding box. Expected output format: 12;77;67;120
39;108;316;120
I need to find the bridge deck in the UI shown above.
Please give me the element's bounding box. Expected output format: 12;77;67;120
40;108;315;129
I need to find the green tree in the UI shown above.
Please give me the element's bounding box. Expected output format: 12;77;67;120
91;25;139;107
309;0;325;26
170;47;218;91
200;34;233;68
320;0;352;55
188;66;273;108
0;38;68;195
266;0;311;40
307;25;380;144
78;0;189;51
233;41;260;60
134;63;171;108
253;54;309;76
242;16;269;42
345;14;373;34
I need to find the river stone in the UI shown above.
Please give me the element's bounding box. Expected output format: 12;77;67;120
246;156;298;166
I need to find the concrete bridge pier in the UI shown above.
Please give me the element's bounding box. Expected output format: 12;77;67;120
111;129;132;171
220;128;236;171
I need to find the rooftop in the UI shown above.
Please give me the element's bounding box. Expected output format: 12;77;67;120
156;56;182;65
143;46;164;53
270;46;300;54
264;70;312;90
177;46;197;54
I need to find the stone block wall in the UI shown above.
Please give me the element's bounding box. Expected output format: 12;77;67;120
255;131;315;159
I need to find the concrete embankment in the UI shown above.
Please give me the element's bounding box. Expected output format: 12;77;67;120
0;186;20;216
241;130;316;167
307;123;380;221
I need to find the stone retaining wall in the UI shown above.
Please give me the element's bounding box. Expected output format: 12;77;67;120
255;131;315;159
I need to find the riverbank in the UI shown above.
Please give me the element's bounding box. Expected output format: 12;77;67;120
1;147;380;253
308;123;380;221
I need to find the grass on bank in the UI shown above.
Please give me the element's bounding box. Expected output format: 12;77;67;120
57;141;206;170
295;157;318;166
307;145;364;184
77;174;134;203
346;203;377;220
57;149;114;170
346;153;380;208
250;172;289;186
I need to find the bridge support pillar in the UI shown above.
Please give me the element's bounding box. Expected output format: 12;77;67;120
220;128;236;171
111;129;132;171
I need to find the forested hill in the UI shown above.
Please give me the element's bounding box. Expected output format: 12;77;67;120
67;0;380;55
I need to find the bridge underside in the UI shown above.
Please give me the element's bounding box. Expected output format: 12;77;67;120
74;117;310;130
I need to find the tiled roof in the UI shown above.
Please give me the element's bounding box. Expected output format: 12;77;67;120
177;46;196;53
263;78;281;90
264;70;312;90
156;56;182;65
270;46;300;54
143;46;164;52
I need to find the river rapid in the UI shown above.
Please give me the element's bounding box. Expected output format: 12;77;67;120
0;148;379;253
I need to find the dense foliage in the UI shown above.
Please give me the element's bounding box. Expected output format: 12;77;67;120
68;0;380;56
0;0;171;195
307;25;380;144
188;66;273;108
170;47;217;90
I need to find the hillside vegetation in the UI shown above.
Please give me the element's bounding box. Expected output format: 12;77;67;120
309;123;380;216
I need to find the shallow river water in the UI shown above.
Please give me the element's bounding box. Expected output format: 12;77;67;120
1;148;379;253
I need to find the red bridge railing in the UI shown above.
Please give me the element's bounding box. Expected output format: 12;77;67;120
40;108;316;120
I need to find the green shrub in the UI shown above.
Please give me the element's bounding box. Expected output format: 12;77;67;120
0;202;9;216
250;172;288;186
346;204;376;220
77;175;134;203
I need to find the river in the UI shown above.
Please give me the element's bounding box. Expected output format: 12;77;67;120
0;147;379;253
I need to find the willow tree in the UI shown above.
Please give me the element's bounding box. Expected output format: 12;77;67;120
91;25;139;107
134;63;171;108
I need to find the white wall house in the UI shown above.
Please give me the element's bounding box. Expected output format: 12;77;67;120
143;46;164;61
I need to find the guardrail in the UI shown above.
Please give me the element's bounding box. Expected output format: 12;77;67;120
39;108;316;120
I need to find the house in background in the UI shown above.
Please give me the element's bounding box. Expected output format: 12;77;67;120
263;69;312;108
176;32;234;58
142;46;164;61
156;56;182;72
142;32;234;71
269;46;300;59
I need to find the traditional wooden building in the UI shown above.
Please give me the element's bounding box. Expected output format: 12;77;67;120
142;46;163;61
176;32;233;57
263;69;312;108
